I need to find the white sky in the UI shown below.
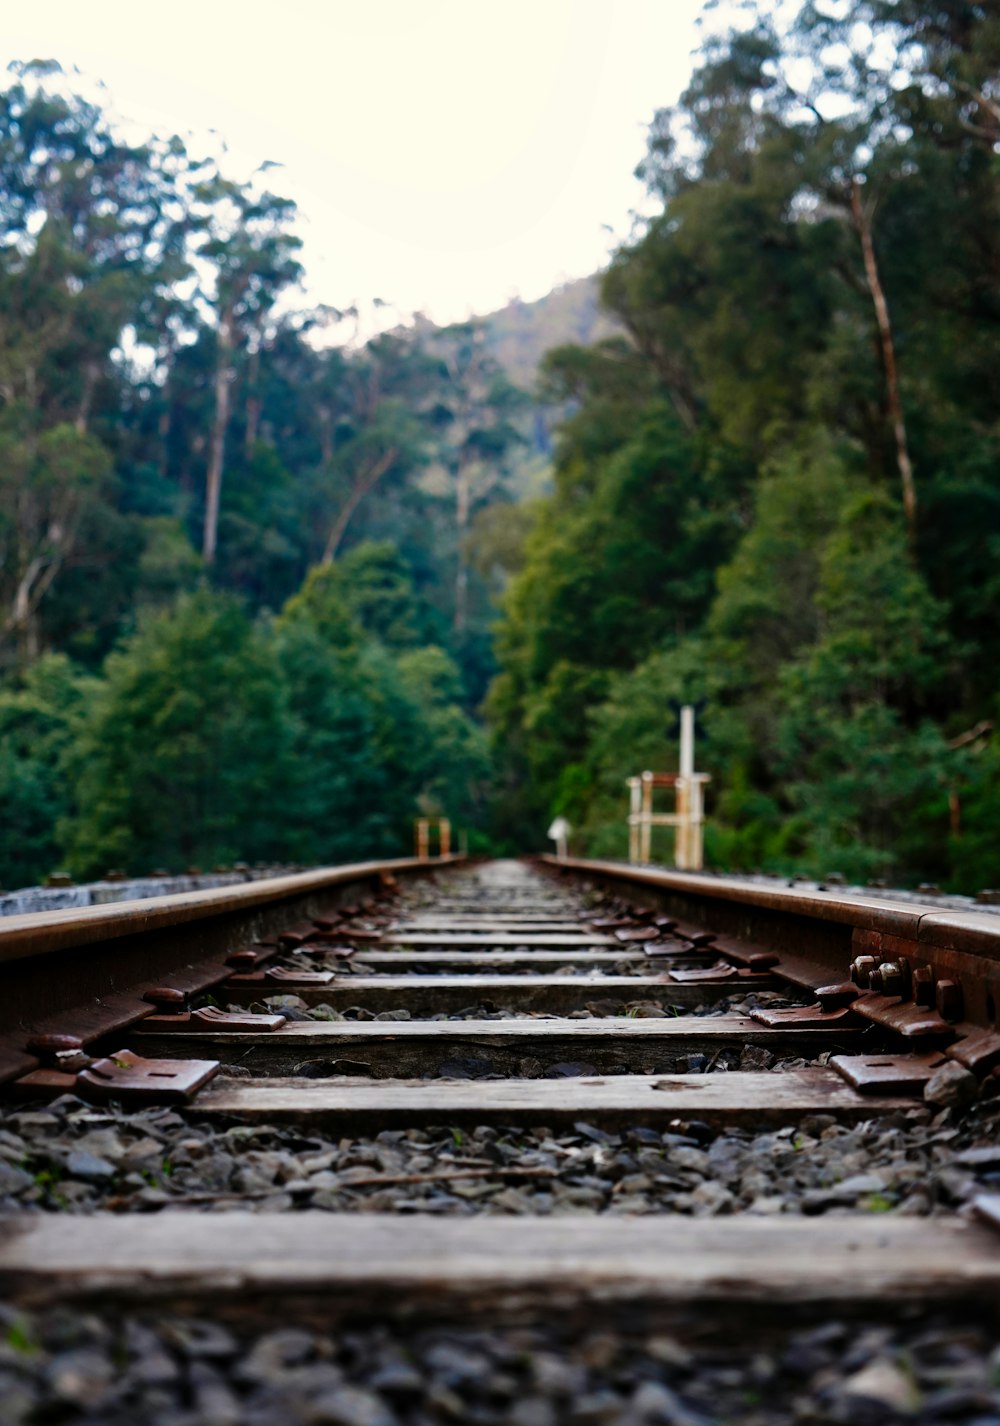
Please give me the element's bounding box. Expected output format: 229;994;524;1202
1;0;715;329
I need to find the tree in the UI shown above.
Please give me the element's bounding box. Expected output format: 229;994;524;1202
315;332;435;564
395;643;490;826
426;320;527;631
768;487;952;879
0;63;193;436
277;564;451;856
488;0;1000;884
0;65;195;659
335;541;437;648
0;426;111;667
191;170;302;564
63;591;293;875
0;654;92;887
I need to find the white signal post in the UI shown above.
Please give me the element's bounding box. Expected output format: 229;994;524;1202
626;704;710;870
547;817;570;860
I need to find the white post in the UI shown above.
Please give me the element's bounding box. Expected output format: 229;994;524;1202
548;817;570;860
680;704;694;780
676;705;694;870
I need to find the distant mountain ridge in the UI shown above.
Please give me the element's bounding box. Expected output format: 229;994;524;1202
400;274;621;504
475;274;619;390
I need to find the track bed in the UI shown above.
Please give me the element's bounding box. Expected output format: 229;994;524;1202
3;857;1000;1423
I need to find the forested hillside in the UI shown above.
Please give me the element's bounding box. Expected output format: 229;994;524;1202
489;2;1000;890
0;62;524;884
476;277;617;393
2;2;999;894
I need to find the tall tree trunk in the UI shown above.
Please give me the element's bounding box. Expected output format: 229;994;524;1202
6;553;46;663
5;527;75;665
74;359;100;435
203;312;234;565
321;447;398;564
850;178;917;543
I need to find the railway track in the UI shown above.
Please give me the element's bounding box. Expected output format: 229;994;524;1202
2;854;1000;1422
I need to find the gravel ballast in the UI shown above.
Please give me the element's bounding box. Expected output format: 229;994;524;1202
0;1307;998;1425
5;865;1000;1426
2;1092;999;1219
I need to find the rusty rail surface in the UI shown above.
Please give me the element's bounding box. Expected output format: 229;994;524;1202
0;857;464;963
0;854;463;1085
542;854;1000;1039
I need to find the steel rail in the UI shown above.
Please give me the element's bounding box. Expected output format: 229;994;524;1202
0;854;463;1085
0;855;463;964
541;854;1000;1031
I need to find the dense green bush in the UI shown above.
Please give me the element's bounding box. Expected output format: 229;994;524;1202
0;544;488;887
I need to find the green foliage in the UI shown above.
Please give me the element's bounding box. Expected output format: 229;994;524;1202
946;728;1000;895
0;64;543;882
0;425;114;670
708;440;854;688
273;560;487;862
0;64;535;704
488;2;1000;888
272;615;407;863
2;15;999;889
396;645;490;823
134;518;203;609
571;643;715;861
337;542;436;649
0;655;93;887
0;533;494;886
278;563;359;652
488;374;747;843
216;443;301;609
63;590;292;876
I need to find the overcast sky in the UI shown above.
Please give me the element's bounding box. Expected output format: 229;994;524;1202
2;0;715;328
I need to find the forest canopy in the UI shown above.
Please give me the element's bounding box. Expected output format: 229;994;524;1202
0;60;513;882
489;0;1000;889
1;2;999;892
